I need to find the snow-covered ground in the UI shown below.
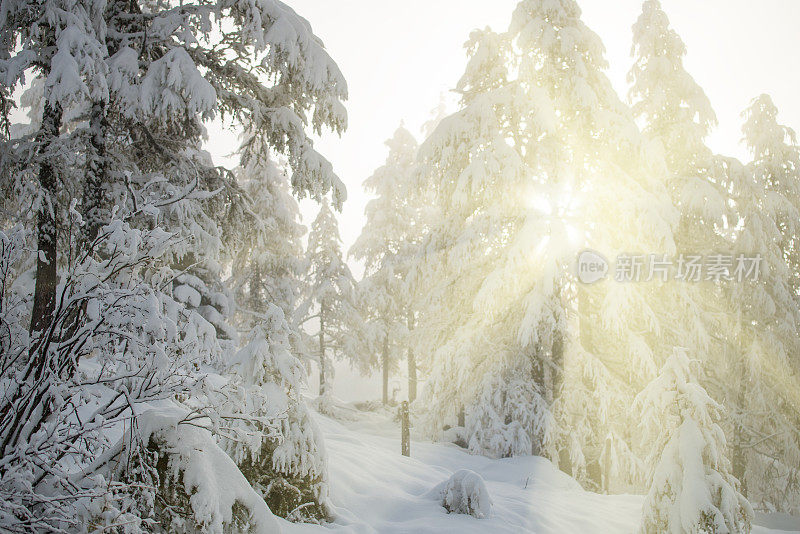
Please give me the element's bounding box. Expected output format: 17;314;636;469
282;402;800;534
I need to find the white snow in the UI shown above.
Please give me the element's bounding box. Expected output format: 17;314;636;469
279;402;800;533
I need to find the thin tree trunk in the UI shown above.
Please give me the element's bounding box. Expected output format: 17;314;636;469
382;333;389;405
319;305;326;396
400;401;410;457
550;285;564;405
30;101;63;338
457;406;465;427
578;285;606;490
407;312;416;402
732;358;748;497
249;264;262;314
602;435;612;494
547;331;563;403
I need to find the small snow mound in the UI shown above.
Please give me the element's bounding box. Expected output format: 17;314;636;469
434;469;491;519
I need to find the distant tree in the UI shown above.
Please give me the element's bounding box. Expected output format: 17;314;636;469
231;131;306;346
302;199;359;402
742;95;800;298
723;95;800;510
351;124;420;404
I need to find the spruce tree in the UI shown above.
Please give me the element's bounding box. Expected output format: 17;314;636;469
302;199;358;404
726;95;800;510
351;124;421;403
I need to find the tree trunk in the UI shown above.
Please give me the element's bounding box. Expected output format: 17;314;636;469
407;347;416;403
319;305;327;396
80;101;109;248
602;435;612;494
457;406;465;427
30;101;63;338
82;0;124;249
249;264;262;314
382;333;389;405
578;285;606;490
549;286;565;405
732;359;748;497
551;335;564;396
407;312;416;402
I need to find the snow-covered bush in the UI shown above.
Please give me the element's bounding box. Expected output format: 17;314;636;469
465;368;554;459
0;219;210;532
434;469;492;519
135;405;282;534
637;348;752;534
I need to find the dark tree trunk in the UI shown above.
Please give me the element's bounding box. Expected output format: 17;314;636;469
81;0;124;249
546;333;564;405
30;101;63;338
81;101;109;247
549;285;565;405
457;406;465;427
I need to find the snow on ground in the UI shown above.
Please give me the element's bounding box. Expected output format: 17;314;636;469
281;401;800;534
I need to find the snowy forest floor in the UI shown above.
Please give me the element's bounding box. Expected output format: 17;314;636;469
279;400;800;534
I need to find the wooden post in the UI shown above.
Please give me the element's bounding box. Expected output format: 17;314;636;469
400;400;410;457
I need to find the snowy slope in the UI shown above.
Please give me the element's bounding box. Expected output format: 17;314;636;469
281;404;800;534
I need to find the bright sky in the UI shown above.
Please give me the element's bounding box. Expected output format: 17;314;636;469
207;0;800;400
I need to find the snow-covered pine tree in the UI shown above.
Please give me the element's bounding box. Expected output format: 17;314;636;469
222;132;335;522
0;0;108;338
220;303;330;523
742;94;800;305
301;198;358;405
0;0;348;528
231;131;306;344
744;94;800;294
351;124;420;403
505;0;676;488
626;0;743;493
415;1;677;481
637;348;752;534
628;0;724;357
721;95;800;512
414;26;544;456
